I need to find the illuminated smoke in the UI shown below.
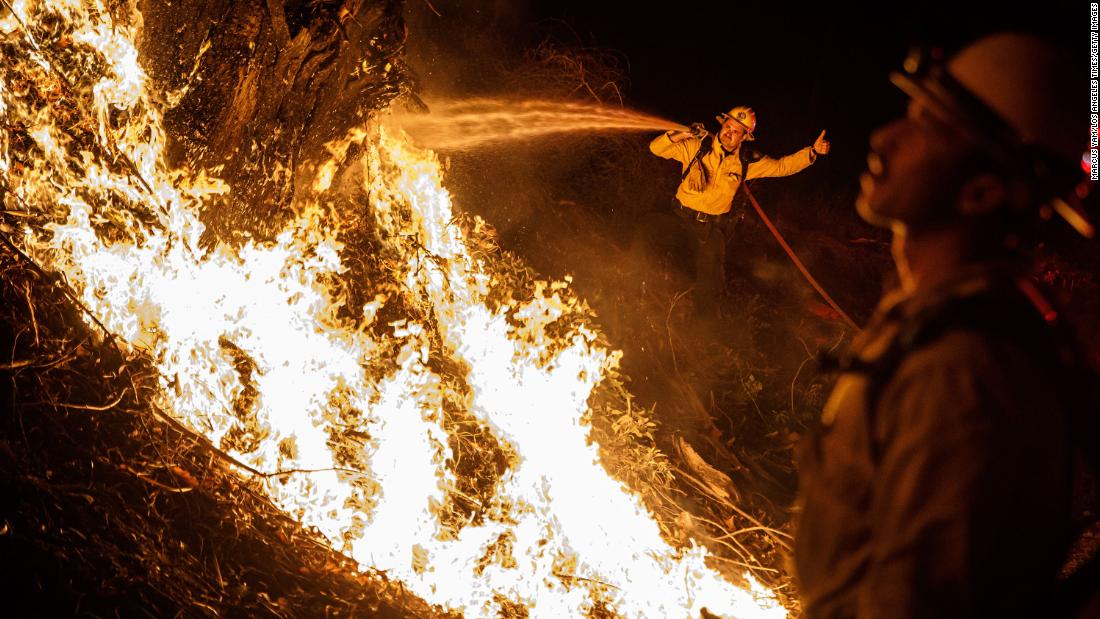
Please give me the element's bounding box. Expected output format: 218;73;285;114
0;2;784;617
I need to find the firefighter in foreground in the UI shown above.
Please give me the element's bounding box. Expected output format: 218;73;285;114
794;33;1096;617
644;107;829;318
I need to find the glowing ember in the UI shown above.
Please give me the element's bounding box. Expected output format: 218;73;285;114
1;2;785;617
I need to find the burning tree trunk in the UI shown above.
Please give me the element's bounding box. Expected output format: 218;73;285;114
136;0;414;237
1;1;796;615
1;0;428;615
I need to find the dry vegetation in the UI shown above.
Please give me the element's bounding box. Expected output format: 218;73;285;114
0;238;441;618
3;1;1098;616
412;13;1100;611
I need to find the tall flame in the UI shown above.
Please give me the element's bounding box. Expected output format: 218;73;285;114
1;2;786;617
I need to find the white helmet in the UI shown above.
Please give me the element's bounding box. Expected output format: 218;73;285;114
890;33;1093;236
716;106;756;140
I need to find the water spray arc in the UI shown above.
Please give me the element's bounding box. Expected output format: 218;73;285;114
0;2;787;617
388;97;687;150
392;97;856;331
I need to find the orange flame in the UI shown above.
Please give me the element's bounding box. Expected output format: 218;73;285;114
1;2;786;617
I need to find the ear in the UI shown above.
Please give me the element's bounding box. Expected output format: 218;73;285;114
956;173;1011;217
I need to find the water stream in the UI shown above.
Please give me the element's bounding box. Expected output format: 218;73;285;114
385;97;686;150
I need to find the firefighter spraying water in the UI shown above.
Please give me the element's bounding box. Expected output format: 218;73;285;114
0;2;794;616
639;105;835;322
390;98;853;330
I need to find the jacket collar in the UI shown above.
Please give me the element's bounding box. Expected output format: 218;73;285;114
712;135;740;157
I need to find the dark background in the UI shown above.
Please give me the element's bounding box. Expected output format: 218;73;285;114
522;0;1087;152
407;0;1090;209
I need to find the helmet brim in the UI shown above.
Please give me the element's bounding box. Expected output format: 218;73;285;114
890;70;1095;238
715;113;755;140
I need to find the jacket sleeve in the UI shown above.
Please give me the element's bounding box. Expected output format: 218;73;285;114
745;146;814;179
649;131;696;167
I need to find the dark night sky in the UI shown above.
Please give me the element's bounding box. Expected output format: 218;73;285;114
516;0;1087;182
406;1;1089;220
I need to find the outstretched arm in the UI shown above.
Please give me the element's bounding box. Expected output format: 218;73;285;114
746;129;829;179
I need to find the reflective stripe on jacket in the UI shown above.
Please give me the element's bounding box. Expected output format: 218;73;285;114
649;132;814;215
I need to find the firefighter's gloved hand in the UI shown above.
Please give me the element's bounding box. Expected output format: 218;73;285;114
690;122;709;139
812;129;831;155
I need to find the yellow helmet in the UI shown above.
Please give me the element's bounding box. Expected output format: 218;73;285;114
716;106;756;140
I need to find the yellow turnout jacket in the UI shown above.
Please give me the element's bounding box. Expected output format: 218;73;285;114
649;132;815;215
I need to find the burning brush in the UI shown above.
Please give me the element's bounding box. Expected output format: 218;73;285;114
0;1;789;617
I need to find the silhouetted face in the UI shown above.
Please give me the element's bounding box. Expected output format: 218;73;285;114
718;118;748;152
857;100;975;230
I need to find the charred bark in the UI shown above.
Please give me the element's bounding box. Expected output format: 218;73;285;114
0;1;434;615
137;0;415;239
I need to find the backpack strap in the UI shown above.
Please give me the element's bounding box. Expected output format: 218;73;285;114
681;140;762;217
732;145;762;205
682;136;715;182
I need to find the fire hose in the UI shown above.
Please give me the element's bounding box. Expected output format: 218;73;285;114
742;183;860;331
683;122;858;330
